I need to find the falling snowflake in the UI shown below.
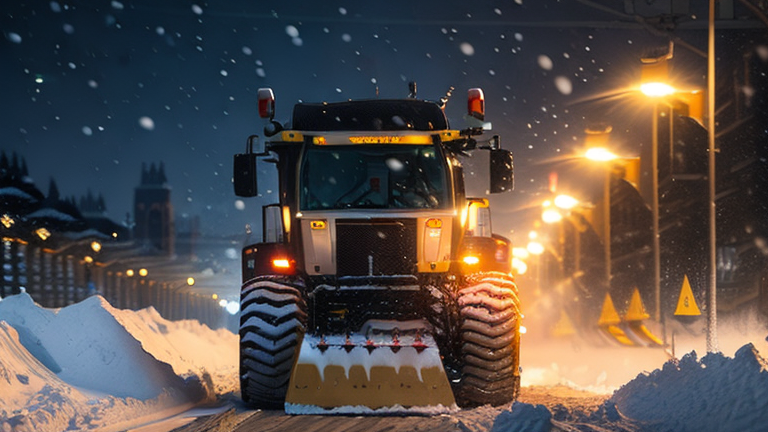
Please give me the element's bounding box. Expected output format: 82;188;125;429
7;32;22;44
285;25;299;38
82;126;93;136
460;42;475;56
191;4;203;15
554;76;572;95
138;116;155;130
537;55;553;71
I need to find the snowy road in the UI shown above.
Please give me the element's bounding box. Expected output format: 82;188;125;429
3;293;768;432
171;386;610;432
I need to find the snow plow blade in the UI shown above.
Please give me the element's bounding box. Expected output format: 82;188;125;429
285;325;457;414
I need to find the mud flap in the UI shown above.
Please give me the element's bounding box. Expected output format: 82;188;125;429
285;329;457;414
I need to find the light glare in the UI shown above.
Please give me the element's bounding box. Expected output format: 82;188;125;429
640;82;675;97
585;147;618;162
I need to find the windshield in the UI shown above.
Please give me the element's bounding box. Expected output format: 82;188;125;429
300;145;449;211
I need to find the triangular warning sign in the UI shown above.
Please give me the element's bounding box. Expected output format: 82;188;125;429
598;293;622;326
675;275;701;316
552;310;577;337
625;288;650;322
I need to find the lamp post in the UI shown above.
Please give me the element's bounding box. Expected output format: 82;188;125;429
706;0;718;353
584;138;617;291
640;48;674;325
639;35;718;352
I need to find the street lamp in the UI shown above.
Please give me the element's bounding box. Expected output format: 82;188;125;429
639;41;717;352
584;128;616;290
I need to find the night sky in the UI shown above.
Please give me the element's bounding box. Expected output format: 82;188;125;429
1;1;757;243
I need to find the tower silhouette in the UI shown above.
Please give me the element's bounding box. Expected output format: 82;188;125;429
133;162;174;255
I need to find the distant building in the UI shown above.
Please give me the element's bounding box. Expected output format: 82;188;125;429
133;162;175;256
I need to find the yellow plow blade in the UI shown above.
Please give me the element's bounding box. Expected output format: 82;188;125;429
285;326;457;414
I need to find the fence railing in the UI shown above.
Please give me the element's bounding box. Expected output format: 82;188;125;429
0;237;231;330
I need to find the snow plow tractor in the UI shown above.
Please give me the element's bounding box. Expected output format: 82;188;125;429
233;85;521;414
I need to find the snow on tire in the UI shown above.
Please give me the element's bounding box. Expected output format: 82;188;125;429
456;271;521;407
239;276;307;408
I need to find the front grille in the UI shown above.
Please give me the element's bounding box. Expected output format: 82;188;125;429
336;219;417;277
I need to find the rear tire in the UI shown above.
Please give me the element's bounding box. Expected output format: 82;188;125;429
455;271;521;407
239;276;307;408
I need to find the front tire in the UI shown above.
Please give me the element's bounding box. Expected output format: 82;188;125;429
455;271;521;407
239;276;306;408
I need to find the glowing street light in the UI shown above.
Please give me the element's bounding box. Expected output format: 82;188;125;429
584;147;619;162
35;228;51;241
1;214;14;228
640;82;675;98
554;194;579;210
541;200;563;224
526;241;544;256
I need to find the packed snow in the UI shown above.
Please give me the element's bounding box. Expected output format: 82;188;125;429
2;292;768;431
0;293;237;432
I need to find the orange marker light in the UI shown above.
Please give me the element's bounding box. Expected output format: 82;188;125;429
272;258;291;268
426;218;442;229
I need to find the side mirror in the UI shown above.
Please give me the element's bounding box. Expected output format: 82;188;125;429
490;148;514;193
233;135;261;197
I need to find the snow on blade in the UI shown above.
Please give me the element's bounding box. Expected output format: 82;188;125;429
285;402;459;416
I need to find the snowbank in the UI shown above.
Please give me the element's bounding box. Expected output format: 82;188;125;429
610;343;768;432
0;293;238;432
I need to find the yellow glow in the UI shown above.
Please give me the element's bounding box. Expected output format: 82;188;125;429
640;82;675;97
281;131;304;142
512;257;528;275
426;218;443;229
512;247;529;259
310;220;327;230
585;147;618;162
272;258;291;268
527;241;544;255
528;231;538;240
126;269;135;277
139;268;148;277
542;208;563;224
282;206;291;237
90;241;102;253
36;228;51;240
84;256;93;263
554;194;579;210
348;135;432;144
186;277;196;286
1;214;14;228
462;256;480;265
212;293;219;300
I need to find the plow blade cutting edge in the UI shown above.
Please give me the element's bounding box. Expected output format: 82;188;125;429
285;326;458;414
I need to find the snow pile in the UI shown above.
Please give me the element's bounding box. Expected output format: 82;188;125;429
610;343;768;432
0;293;238;431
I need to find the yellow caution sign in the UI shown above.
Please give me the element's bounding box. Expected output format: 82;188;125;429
674;275;701;316
552;310;576;337
598;293;621;326
624;288;650;322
